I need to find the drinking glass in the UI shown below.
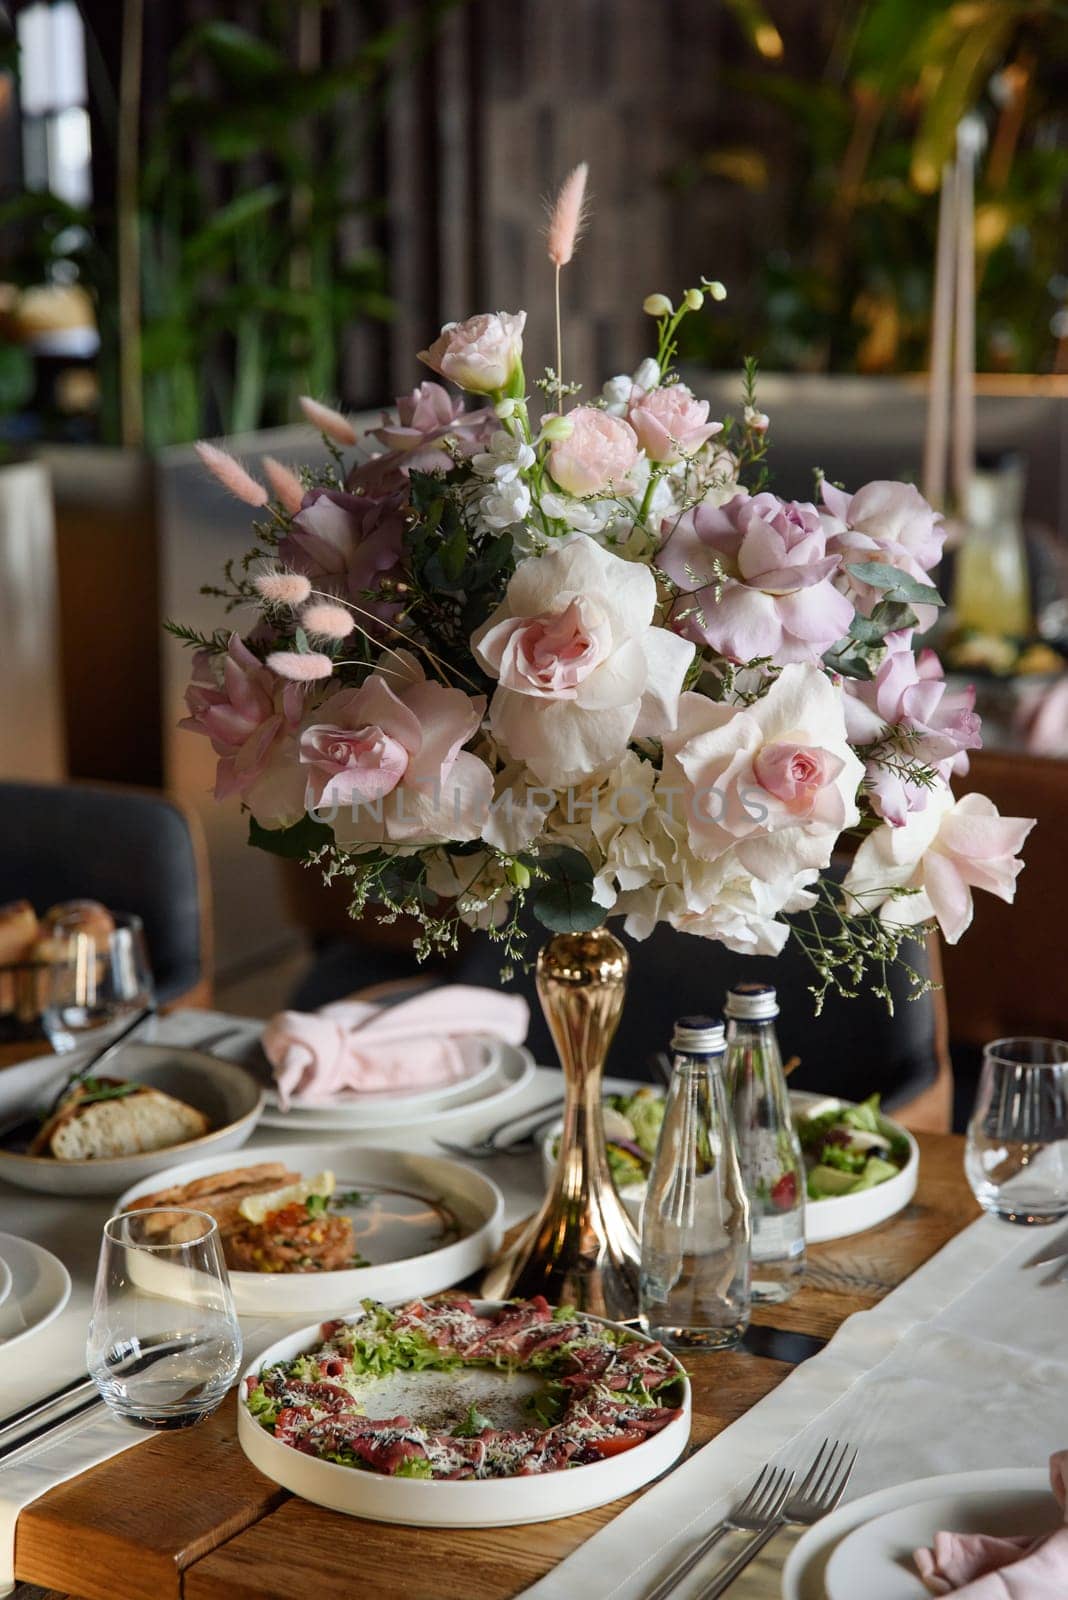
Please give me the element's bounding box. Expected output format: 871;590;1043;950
40;912;155;1054
965;1038;1068;1224
87;1209;242;1429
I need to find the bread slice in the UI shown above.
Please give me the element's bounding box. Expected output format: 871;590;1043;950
130;1162;295;1209
46;1088;211;1161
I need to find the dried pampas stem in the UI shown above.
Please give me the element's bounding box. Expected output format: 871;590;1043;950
545;161;589;414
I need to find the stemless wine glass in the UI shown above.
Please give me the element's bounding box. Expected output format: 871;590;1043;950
965;1038;1068;1224
87;1209;242;1429
40;912;155;1054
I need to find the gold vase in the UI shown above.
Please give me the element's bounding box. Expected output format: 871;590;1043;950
481;926;642;1321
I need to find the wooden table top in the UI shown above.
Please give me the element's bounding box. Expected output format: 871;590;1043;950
14;1131;978;1600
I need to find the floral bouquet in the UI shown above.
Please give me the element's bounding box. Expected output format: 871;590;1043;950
174;163;1034;1008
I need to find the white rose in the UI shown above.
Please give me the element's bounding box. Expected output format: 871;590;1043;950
471;534;695;784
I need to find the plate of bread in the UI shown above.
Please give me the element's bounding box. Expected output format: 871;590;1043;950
0;1042;264;1195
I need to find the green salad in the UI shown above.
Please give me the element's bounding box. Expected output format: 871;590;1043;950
797;1095;911;1200
552;1088;665;1190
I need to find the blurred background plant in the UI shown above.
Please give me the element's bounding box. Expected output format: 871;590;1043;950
0;0;462;448
679;0;1068;375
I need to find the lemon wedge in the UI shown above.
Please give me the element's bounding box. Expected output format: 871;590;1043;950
238;1170;335;1225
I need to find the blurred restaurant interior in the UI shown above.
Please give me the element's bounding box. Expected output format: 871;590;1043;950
2;0;1067;1126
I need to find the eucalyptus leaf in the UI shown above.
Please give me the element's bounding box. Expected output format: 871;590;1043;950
248;814;333;861
844;562;945;608
531;849;603;934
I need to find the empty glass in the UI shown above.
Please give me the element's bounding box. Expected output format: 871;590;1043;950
965;1038;1068;1225
87;1209;242;1429
41;912;155;1054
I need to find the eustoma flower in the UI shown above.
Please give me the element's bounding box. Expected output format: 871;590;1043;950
418;312;526;395
661;492;853;666
843;789;1035;943
179;635;306;823
471;534;694;784
279;487;405;610
368;382;493;477
821;480;945;628
299;649;492;847
626;382;722;463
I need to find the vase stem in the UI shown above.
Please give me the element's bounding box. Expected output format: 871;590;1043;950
481;927;641;1320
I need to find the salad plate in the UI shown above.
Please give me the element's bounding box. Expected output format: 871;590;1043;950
238;1297;691;1526
783;1469;1053;1600
541;1090;918;1242
117;1144;504;1317
256;1041;535;1134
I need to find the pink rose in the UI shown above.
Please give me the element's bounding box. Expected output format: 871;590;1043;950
418;311;526;395
279;487;405;608
752;743;846;819
661;491;854;666
822;480;945;631
488;598;613;699
369;382;493;477
844;788;1034;944
627;382;722;463
179;634;304;808
845;640;982;825
547;407;641;497
300;649;492;846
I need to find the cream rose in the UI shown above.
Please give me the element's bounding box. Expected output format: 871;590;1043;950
418;312;526;395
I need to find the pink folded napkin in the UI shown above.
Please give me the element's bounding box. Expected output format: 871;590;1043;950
262;986;530;1108
914;1452;1068;1597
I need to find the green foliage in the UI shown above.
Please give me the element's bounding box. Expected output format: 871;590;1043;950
248;813;334;861
530;848;604;935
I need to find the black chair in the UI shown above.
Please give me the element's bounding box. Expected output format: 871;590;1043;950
0;781;211;1006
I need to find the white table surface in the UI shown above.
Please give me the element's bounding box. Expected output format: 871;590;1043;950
0;1009;557;1416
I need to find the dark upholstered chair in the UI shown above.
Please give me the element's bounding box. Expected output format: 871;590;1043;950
0;782;212;1007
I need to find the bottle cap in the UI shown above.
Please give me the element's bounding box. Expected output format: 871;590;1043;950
671;1015;726;1055
724;982;779;1021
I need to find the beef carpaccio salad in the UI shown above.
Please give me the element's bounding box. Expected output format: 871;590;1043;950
245;1295;686;1480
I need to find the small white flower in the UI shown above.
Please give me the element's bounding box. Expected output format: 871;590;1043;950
540;491;610;534
744;405;769;433
479;475;531;529
472;429;535;480
600;375;633;416
632;357;661;394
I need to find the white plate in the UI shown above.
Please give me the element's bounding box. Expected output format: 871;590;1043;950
257;1042;536;1133
0;1255;11;1311
263;1036;500;1121
783;1469;1054;1600
0;1043;264;1196
117;1144;504;1317
238;1302;691;1526
0;1232;71;1351
540;1091;919;1244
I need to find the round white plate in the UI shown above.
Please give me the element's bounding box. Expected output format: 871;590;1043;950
0;1043;264;1196
540;1091;919;1244
0;1255;11;1311
117;1144;504;1317
238;1302;691;1526
263;1036;500;1122
257;1042;535;1133
783;1469;1054;1600
0;1232;72;1351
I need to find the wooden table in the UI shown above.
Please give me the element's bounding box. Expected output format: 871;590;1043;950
13;1133;978;1600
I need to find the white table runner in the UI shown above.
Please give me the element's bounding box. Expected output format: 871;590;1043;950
519;1216;1068;1600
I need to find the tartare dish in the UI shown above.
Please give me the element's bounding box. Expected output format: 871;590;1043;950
245;1295;685;1480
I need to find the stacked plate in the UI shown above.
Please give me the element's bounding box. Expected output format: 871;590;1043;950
258;1036;536;1135
783;1470;1059;1599
0;1233;71;1351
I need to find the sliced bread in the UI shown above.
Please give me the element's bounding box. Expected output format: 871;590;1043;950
47;1088;211;1161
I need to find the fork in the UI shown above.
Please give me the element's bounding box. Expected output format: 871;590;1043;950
696;1437;857;1598
641;1463;794;1600
435;1098;564;1159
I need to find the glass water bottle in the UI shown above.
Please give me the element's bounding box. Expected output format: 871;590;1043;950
725;982;805;1303
639;1016;751;1351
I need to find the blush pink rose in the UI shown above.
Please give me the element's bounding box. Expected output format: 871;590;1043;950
299;649;492;846
547;407;641;497
418;311;526;395
489;597;613;699
844;788;1034;943
369;382;493;477
627;382;722;463
180;635;303;803
752;743;846;820
279;487;405;611
822;480;945;631
661;491;854;666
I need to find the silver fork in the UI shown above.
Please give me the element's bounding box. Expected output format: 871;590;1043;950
641;1463;794;1600
697;1438;857;1598
435;1099;563;1159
